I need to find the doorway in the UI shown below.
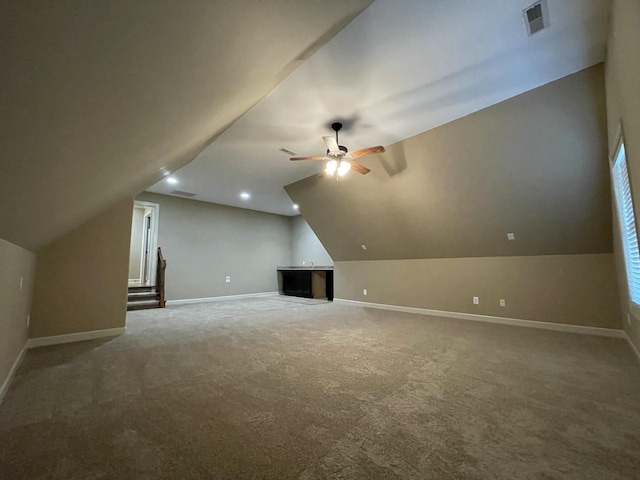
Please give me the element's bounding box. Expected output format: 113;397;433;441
128;201;160;287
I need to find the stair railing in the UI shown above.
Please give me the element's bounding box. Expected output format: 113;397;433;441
157;247;167;308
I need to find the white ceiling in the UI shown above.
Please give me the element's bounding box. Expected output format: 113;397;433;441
147;0;611;216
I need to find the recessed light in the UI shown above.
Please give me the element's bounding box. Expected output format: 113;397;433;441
293;204;299;210
240;192;250;200
166;176;178;185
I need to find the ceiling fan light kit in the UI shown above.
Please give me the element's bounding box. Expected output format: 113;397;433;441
325;159;351;177
290;122;384;178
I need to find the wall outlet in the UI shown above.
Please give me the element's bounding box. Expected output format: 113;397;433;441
363;289;368;296
225;276;231;283
473;296;479;305
499;299;506;307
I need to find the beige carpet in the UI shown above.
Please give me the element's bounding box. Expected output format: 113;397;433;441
1;297;639;479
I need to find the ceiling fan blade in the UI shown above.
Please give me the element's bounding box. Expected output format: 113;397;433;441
323;136;340;154
350;161;371;175
351;145;385;158
290;156;325;161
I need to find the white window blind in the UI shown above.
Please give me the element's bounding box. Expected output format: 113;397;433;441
612;142;640;305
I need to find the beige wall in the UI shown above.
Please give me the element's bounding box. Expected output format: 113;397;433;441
137;192;291;301
286;65;611;261
30;198;133;338
336;254;621;328
605;0;640;352
0;238;36;394
286;65;619;329
290;215;333;266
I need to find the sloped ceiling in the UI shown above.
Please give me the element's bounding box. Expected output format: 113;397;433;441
285;65;612;261
0;0;371;251
147;0;610;217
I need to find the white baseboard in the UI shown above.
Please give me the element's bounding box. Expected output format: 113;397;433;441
26;327;126;349
625;332;640;362
0;344;27;404
166;291;279;306
334;298;625;338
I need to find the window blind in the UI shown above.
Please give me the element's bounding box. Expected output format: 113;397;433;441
612;143;640;305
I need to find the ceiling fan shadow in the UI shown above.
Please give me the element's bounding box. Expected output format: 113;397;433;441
378;142;407;178
325;114;361;133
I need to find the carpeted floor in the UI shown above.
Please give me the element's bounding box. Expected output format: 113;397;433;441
1;296;639;479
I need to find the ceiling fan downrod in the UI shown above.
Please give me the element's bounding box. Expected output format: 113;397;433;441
332;122;342;145
330;122;348;155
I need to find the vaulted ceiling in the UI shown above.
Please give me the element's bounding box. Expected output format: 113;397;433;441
0;0;371;251
147;0;610;217
1;1;611;253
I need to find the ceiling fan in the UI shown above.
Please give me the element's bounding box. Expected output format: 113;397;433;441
290;122;385;177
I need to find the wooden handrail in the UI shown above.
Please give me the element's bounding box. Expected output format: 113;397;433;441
157;247;167;308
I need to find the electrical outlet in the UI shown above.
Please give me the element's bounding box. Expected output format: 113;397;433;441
473;296;479;305
225;276;231;283
363;289;368;296
500;299;506;307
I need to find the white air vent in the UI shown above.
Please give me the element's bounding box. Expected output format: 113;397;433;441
524;0;549;36
170;190;196;198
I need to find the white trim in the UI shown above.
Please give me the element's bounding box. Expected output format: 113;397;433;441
26;327;126;349
333;299;625;338
609;121;625;162
0;344;27;404
140;209;152;283
132;200;160;286
625;331;640;362
166;292;279;306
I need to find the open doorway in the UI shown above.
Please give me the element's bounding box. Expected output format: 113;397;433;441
128;201;159;287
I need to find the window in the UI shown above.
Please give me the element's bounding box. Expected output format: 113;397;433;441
611;139;640;305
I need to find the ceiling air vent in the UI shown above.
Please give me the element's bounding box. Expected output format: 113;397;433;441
524;0;549;36
170;190;196;198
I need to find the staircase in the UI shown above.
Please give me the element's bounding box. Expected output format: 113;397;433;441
127;286;162;310
127;247;167;311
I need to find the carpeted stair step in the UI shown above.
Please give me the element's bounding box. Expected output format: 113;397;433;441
128;286;155;293
127;286;161;310
127;299;161;311
127;290;159;301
